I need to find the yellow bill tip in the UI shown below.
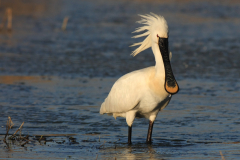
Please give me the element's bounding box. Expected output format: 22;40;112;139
165;81;179;94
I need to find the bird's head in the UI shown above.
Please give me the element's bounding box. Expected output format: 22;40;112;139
130;13;169;56
150;18;168;44
131;13;179;95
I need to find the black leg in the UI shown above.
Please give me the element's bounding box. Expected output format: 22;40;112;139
146;120;154;144
128;126;132;145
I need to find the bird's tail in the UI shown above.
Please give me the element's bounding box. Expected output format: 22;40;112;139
99;102;106;114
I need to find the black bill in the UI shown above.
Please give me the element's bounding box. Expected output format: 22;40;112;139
159;37;179;95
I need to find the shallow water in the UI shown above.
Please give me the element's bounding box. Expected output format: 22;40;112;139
0;0;240;159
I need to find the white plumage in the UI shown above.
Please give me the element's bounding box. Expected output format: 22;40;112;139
100;13;179;144
100;66;171;126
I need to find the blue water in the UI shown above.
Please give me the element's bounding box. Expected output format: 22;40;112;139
0;0;240;159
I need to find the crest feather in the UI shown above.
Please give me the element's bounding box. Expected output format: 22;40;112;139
132;26;149;33
131;35;151;56
130;13;168;56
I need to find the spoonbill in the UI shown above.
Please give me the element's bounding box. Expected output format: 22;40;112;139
100;13;179;144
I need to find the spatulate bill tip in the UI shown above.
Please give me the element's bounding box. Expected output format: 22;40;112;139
165;81;179;94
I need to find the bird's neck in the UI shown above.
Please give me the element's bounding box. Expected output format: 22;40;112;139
152;42;165;78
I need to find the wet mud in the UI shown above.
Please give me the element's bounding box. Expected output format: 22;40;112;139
0;0;240;159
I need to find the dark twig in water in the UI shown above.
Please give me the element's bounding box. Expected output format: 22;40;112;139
4;116;14;142
21;140;29;147
9;122;24;140
22;135;29;141
98;141;106;149
38;135;43;142
6;8;12;31
220;151;225;160
62;16;69;31
19;135;32;146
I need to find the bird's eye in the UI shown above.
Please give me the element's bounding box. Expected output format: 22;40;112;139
157;34;159;37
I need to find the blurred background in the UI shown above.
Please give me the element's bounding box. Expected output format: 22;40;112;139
0;0;239;79
0;0;240;159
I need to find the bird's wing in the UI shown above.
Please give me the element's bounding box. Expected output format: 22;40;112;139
100;67;152;114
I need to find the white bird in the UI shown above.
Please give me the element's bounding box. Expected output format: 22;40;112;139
100;13;179;144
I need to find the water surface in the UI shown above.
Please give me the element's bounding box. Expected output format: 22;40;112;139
0;0;240;159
